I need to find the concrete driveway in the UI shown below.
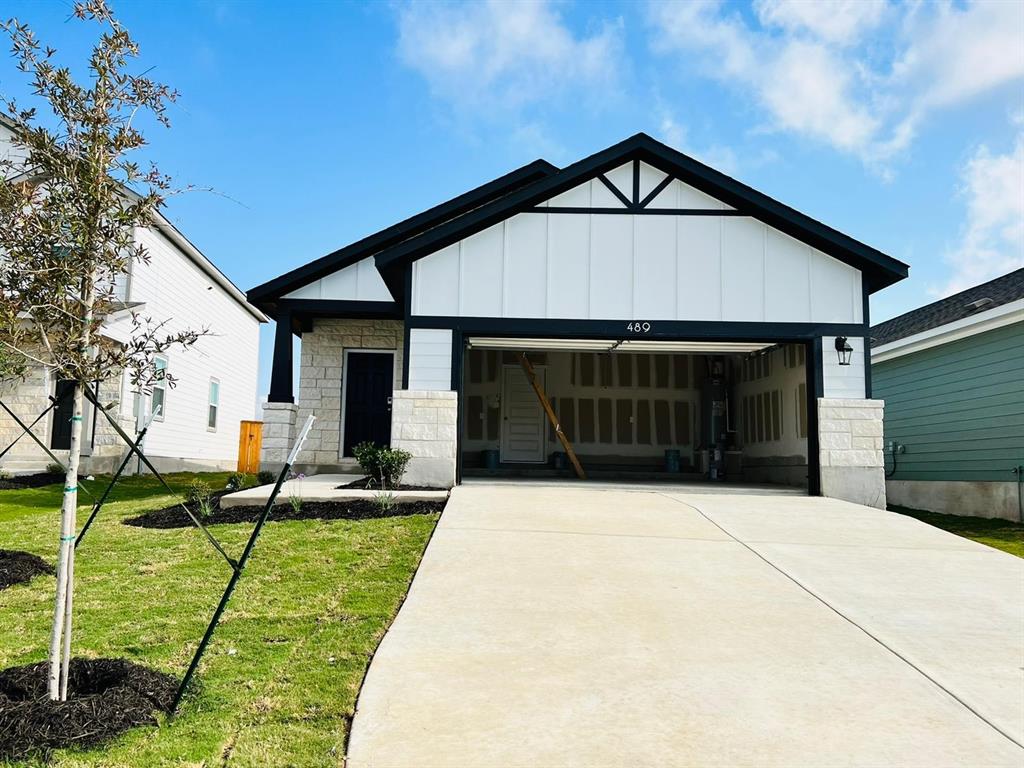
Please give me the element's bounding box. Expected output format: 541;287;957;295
347;482;1024;768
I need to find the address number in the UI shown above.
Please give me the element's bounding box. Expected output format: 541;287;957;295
626;322;652;333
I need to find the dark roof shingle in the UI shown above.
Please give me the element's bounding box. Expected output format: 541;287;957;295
871;268;1024;347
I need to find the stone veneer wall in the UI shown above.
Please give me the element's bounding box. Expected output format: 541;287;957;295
390;390;457;488
260;318;404;473
818;397;886;509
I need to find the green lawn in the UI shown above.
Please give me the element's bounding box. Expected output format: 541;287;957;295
890;505;1024;558
0;473;439;766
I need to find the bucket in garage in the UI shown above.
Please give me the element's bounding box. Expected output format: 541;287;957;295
482;449;499;472
664;449;681;473
551;451;568;470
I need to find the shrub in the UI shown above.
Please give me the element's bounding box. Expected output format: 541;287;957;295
353;442;412;489
256;470;275;485
45;462;63;475
185;478;212;508
225;472;253;491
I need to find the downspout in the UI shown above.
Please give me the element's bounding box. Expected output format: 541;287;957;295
1013;465;1023;523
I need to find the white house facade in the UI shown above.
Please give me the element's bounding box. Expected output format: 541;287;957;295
0;118;267;474
249;134;908;507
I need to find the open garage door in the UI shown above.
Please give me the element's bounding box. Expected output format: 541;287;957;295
460;336;811;492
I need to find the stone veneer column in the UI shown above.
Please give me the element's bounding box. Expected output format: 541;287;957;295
390;390;457;488
818;398;886;509
260;401;298;473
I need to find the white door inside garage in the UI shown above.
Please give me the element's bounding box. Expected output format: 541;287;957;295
500;365;546;462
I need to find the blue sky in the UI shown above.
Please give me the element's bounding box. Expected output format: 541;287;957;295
2;0;1022;398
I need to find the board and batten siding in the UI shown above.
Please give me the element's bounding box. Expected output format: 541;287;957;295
872;322;1024;482
408;328;453;391
115;226;262;465
410;192;863;323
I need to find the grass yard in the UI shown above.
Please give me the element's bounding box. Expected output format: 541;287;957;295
0;473;439;766
891;505;1024;558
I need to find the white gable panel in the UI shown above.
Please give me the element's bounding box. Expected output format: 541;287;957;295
411;211;863;325
504;214;548;317
590;215;633;319
589;178;627;207
721;217;765;321
460;223;503;316
283;256;392;302
765;229;812;322
547;180;592;207
811;252;860;324
638;162;668;201
413;243;459;315
649;178;731;210
635;216;677;319
677;217;722;319
605;162;634;200
547;214;590;318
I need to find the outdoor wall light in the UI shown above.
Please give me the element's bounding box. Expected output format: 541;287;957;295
835;336;854;366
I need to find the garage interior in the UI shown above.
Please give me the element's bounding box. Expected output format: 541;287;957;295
461;338;810;489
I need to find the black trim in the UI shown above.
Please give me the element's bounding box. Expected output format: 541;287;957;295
598;173;632;209
638;173;674;208
407;316;866;341
528;206;747;216
246;158;558;314
450;331;465;485
374;133;908;298
268;308;295;403
402;268;412;389
631;160;640;206
806;337;824;496
862;285;872;399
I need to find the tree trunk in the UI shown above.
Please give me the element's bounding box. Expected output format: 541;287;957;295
47;381;84;700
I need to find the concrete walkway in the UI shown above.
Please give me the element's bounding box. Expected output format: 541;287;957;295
347;483;1024;768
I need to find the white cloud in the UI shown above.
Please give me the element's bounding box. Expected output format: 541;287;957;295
647;0;1024;171
754;0;886;45
395;0;622;116
934;131;1024;296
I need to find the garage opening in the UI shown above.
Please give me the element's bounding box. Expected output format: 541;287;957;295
460;338;810;490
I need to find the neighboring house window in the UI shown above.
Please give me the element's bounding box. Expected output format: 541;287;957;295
208;378;219;431
151;356;167;420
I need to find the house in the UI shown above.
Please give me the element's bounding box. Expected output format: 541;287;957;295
0;118;268;475
871;268;1024;520
247;133;908;507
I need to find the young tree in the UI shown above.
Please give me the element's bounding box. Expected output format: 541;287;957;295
0;0;204;700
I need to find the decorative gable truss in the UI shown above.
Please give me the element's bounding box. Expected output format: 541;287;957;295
533;160;735;214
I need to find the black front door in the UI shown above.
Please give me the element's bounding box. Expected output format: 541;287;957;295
343;353;393;456
50;380;76;450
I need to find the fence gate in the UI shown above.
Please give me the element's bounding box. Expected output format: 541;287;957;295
237;420;262;473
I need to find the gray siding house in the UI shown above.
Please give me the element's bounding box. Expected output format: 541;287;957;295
871;269;1024;520
248;134;909;507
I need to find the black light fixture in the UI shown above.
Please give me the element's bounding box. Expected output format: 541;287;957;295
834;336;854;366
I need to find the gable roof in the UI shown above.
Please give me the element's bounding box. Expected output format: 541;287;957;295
246;158;557;315
372;132;909;298
871;268;1024;347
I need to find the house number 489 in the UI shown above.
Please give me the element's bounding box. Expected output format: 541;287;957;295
626;321;652;333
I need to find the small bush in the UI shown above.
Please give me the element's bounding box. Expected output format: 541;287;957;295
225;472;253;491
256;470;275;485
45;462;63;475
0;469;10;481
353;442;412;489
185;478;212;508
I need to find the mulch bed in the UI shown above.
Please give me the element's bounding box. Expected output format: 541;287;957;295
338;477;440;492
0;657;178;761
0;550;54;591
0;472;66;491
124;498;446;529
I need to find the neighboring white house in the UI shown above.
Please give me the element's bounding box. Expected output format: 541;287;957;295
247;134;909;508
0;119;268;475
